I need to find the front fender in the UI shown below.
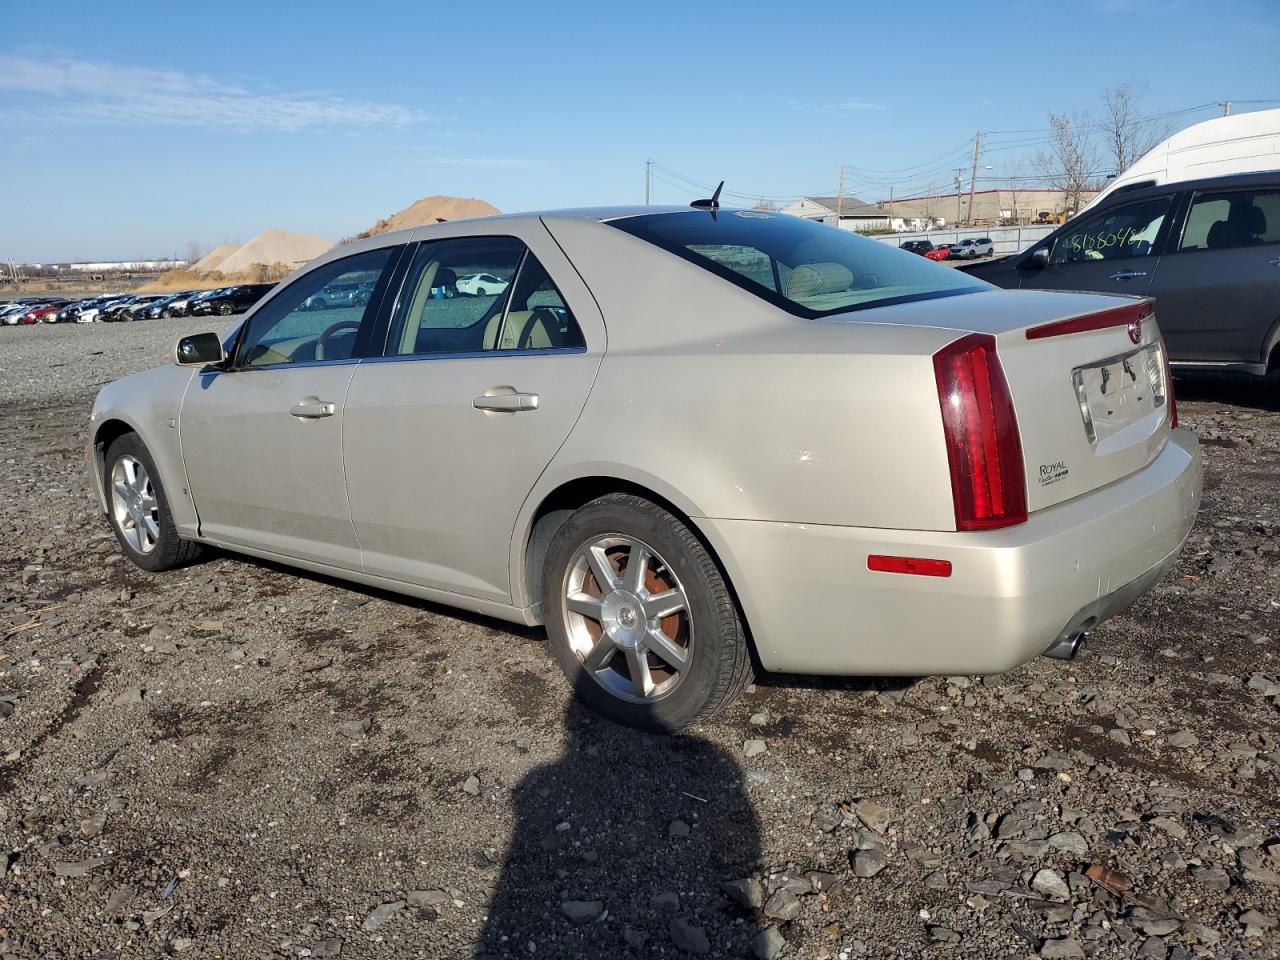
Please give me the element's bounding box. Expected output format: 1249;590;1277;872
88;365;198;534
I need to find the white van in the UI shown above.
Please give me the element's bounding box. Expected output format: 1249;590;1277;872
1084;108;1280;212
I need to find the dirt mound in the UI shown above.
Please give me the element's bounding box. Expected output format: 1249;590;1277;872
350;196;501;241
189;243;240;274
215;229;331;274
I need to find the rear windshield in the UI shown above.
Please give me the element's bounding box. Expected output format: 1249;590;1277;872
610;210;988;317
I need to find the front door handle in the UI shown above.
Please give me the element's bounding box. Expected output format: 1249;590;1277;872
473;390;539;413
1109;270;1148;280
290;399;337;419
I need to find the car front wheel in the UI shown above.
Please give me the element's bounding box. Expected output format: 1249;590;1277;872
104;434;204;572
542;494;752;731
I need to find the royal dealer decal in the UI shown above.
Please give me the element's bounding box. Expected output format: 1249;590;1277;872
1038;461;1069;487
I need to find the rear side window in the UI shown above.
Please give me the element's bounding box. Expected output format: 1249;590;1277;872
610;210;987;318
386;237;524;356
1179;189;1280;251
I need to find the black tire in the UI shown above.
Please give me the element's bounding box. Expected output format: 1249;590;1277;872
542;494;752;732
161;310;171;318
475;287;486;297
103;433;204;572
218;302;233;315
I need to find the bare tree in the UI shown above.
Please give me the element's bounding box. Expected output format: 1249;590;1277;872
1036;112;1098;218
1003;160;1028;225
184;241;203;266
1101;81;1171;176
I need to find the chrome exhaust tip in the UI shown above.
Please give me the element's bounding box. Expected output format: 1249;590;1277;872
1044;631;1087;661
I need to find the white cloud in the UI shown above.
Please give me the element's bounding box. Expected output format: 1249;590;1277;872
0;55;426;131
786;98;886;115
410;156;543;168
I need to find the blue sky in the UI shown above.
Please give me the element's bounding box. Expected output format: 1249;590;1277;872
3;0;1278;261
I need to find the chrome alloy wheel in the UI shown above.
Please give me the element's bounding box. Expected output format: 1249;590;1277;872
110;455;160;555
562;535;692;703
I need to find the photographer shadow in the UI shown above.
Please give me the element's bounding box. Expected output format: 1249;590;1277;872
475;691;762;958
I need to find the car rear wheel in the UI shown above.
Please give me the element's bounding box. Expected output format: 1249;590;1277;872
218;303;233;315
542;494;752;731
104;434;204;572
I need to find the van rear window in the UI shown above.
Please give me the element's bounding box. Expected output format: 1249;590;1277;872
609;210;988;317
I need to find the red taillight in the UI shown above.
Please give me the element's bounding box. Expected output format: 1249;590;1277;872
933;333;1028;531
867;555;953;577
1160;336;1178;428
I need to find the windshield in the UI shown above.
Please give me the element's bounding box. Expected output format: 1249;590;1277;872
610;210;988;317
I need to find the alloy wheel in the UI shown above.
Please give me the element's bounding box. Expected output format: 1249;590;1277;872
110;455;160;554
561;534;692;703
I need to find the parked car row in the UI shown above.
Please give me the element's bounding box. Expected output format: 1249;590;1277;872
900;238;995;260
0;283;278;326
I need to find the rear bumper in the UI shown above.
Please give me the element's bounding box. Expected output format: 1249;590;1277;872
698;429;1202;676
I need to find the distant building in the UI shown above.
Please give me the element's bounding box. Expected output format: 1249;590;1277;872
779;196;892;232
60;259;189;273
882;188;1101;227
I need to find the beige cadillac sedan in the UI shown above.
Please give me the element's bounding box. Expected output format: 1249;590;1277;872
88;206;1202;730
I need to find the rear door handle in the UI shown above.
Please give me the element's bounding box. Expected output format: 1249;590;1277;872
290;399;337;419
1109;270;1148;280
473;391;539;413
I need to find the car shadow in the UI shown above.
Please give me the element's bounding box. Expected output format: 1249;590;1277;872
205;550;544;641
1173;371;1279;413
474;687;763;959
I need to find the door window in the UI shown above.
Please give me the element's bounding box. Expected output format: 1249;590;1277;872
386;238;524;356
493;252;586;350
1049;196;1172;264
1179;189;1280;251
235;248;395;368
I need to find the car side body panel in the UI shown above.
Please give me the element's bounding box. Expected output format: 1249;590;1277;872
88;365;200;533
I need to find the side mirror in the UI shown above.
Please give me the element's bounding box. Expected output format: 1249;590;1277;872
1028;247;1050;270
175;332;226;366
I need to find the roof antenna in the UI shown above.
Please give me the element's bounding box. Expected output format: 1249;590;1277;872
691;181;724;213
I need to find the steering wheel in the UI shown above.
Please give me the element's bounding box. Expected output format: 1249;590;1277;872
316;320;361;361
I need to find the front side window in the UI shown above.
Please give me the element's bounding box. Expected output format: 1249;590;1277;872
610;210;987;317
1180;189;1280;251
235;247;394;368
1050;196;1172;264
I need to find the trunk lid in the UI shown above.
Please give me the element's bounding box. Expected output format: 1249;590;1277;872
837;288;1175;515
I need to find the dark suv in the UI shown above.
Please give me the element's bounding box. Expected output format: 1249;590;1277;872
900;239;934;256
961;172;1280;377
192;283;277;316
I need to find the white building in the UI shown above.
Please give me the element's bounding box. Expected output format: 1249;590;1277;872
779;196;892;232
62;259;189;273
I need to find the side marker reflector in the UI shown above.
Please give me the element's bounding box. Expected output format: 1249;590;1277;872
867;555;953;578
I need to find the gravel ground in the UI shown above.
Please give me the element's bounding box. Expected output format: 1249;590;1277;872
0;320;1277;960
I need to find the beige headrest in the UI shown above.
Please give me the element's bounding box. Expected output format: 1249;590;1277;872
785;262;853;299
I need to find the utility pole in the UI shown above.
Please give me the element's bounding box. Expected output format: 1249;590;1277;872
965;132;982;226
644;159;652;204
835;164;846;228
1218;100;1232;116
887;185;894;228
954;169;964;225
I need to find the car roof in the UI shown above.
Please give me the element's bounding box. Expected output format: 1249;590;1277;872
1099;169;1280;206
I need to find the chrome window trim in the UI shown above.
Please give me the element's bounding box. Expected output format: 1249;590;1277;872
361;346;588;365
